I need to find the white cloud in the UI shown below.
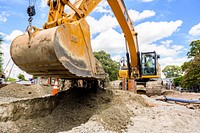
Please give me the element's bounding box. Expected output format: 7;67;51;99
0;32;7;36
161;40;173;46
1;43;31;79
1;30;31;79
140;43;184;57
87;9;156;36
91;28;126;54
171;45;184;51
86;15;118;36
40;0;48;8
111;55;122;62
141;0;154;2
4;30;23;42
160;57;188;67
0;11;9;22
93;0;110;13
189;23;200;36
128;10;156;22
136;20;183;45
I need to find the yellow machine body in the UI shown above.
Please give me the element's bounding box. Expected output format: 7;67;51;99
10;0;139;80
11;0;161;93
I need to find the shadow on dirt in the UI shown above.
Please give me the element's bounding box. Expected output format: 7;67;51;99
14;87;113;133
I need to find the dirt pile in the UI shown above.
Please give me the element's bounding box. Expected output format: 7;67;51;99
0;83;51;98
0;87;199;133
67;91;200;133
0;87;114;132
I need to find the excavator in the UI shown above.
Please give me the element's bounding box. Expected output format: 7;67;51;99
118;51;162;95
11;0;162;94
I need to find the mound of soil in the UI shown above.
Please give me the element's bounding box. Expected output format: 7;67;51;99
0;83;50;98
0;87;199;133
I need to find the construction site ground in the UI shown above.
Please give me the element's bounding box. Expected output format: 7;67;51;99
0;82;199;133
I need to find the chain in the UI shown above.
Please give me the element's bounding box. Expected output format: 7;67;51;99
26;0;36;29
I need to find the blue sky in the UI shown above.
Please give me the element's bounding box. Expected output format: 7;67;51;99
0;0;200;78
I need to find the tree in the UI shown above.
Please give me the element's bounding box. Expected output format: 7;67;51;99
181;54;200;88
93;50;119;81
181;61;191;71
18;73;26;81
162;65;183;78
187;40;200;58
173;76;183;87
181;40;200;88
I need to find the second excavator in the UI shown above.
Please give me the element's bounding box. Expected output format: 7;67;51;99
11;0;162;92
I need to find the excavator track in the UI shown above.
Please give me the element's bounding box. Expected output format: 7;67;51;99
146;80;163;96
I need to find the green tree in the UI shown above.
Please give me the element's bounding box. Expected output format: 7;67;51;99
182;54;200;88
181;40;200;78
181;40;200;88
173;76;183;87
181;61;191;71
187;40;200;58
93;50;119;81
162;65;183;78
18;73;26;81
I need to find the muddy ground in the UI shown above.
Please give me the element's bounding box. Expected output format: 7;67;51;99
0;83;199;133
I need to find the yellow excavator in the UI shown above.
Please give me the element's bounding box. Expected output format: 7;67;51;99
118;51;162;95
11;0;162;94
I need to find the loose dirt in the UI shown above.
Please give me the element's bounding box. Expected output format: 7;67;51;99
0;84;199;133
0;83;51;99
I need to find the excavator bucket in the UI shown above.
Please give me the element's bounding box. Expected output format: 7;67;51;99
11;19;105;79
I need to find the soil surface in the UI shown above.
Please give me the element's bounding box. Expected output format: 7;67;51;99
154;90;200;111
0;83;51;99
0;83;199;133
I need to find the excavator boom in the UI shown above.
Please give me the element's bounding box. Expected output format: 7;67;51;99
11;0;141;82
108;0;138;68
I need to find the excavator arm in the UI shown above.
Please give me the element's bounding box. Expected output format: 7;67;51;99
45;0;139;66
107;0;139;68
10;0;140;81
44;0;101;28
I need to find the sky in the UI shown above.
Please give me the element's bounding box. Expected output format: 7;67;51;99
0;0;200;79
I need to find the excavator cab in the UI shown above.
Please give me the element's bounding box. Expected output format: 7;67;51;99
141;51;160;77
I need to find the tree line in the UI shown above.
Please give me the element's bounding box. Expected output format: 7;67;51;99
162;40;200;89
